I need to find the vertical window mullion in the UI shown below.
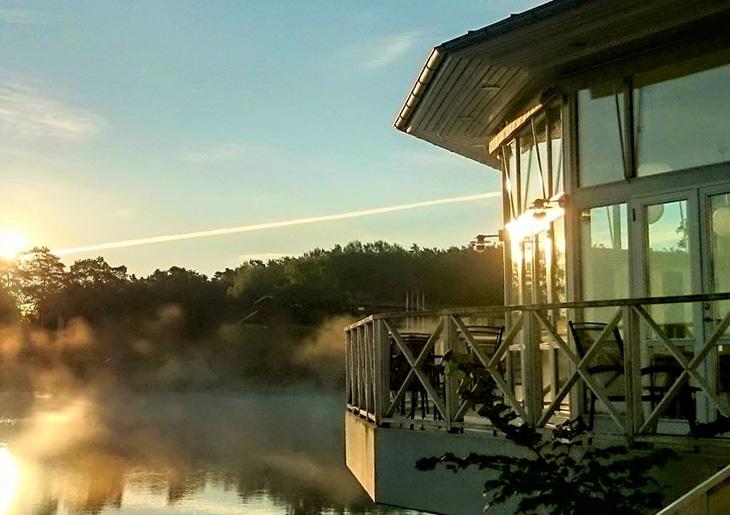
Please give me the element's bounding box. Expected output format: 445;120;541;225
623;76;636;179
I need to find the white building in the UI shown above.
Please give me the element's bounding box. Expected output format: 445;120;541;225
345;0;730;513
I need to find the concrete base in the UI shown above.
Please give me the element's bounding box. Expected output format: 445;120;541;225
345;412;527;514
345;411;730;515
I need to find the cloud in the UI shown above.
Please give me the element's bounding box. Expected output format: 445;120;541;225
0;82;105;141
344;31;422;71
181;143;252;164
0;8;49;25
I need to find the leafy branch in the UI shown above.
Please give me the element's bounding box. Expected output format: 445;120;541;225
416;350;675;514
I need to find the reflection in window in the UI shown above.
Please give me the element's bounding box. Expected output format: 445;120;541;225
500;104;565;311
548;107;563;197
552;216;566;304
709;193;730;341
645;200;692;339
578;81;626;187
519;116;548;212
634;61;730;175
502;140;518;220
581;204;629;322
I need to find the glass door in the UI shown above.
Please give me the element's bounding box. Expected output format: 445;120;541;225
632;192;702;341
632;191;705;423
701;186;730;400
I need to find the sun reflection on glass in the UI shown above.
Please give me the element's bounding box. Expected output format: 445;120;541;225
0;447;20;514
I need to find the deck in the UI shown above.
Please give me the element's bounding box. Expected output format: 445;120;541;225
345;291;730;445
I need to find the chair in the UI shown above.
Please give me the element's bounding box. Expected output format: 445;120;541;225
462;325;504;363
569;321;692;430
454;324;505;422
389;332;434;420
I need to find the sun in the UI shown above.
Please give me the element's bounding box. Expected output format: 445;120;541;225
0;229;29;261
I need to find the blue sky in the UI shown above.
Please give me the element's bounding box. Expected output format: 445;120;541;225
0;0;540;275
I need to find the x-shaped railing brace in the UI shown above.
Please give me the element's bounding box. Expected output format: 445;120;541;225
451;314;529;422
535;308;627;432
383;318;447;419
635;305;730;434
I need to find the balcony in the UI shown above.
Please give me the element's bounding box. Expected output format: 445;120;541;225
345;292;730;444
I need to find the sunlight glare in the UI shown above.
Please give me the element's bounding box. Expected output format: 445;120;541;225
0;229;29;261
0;447;20;514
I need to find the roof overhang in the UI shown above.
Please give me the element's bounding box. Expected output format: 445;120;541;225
395;0;730;169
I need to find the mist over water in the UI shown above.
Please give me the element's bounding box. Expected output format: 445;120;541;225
0;387;419;514
0;242;498;514
0;315;413;514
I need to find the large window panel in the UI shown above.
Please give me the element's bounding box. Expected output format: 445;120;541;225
581;204;629;322
577;81;626;187
634;61;730;175
644;200;693;338
548;106;563;197
518;116;548;212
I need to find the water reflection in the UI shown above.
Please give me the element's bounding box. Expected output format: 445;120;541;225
0;390;418;514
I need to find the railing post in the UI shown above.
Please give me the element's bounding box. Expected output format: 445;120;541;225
345;328;352;407
356;325;363;411
373;318;390;425
363;324;372;415
443;314;458;431
623;304;642;442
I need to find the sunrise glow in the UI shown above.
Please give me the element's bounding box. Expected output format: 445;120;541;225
0;448;19;514
0;229;29;261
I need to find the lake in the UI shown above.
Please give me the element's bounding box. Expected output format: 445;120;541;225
0;388;423;514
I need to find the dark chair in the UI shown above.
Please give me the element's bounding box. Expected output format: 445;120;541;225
462;325;504;364
569;321;693;429
389;333;434;420
455;324;505;420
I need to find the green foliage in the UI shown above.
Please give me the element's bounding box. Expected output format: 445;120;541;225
416;351;676;514
13;247;67;321
0;241;503;389
69;257;127;286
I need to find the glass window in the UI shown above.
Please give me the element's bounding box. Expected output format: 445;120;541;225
502;140;518;219
709;193;730;339
634;61;730;175
551;217;566;304
518;116;548;212
548;107;563;197
580;204;629;321
578;82;626;187
644;200;693;338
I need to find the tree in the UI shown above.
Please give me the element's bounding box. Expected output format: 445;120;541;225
14;247;67;322
69;257;127;286
416;351;675;514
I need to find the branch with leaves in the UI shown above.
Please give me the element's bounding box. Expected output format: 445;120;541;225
416;350;675;514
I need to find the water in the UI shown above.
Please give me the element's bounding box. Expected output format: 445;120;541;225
0;389;421;514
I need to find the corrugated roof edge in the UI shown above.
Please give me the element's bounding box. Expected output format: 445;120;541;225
393;0;587;132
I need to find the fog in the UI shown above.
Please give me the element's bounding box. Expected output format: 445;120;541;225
0;315;416;514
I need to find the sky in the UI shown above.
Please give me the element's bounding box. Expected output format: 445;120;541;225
0;0;541;275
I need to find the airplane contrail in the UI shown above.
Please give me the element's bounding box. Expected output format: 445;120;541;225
52;191;501;256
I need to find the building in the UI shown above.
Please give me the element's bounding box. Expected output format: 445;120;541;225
344;1;730;513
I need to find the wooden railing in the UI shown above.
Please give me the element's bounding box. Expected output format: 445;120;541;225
345;292;730;443
657;463;730;514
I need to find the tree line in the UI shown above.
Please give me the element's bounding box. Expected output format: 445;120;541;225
0;241;502;389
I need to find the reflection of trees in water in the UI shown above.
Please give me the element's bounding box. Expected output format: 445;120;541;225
7;391;407;515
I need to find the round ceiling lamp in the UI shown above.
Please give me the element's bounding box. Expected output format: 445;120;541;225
713;207;730;238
